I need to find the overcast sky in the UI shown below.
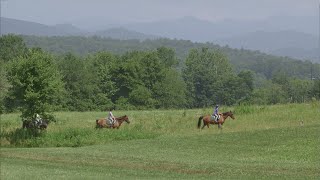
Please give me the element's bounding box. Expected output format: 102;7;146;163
1;0;319;26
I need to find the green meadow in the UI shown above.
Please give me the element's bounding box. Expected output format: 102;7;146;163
1;103;319;179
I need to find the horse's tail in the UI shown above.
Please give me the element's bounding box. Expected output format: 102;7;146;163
197;116;203;128
95;119;102;128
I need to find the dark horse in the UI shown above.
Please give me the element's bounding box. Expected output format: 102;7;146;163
96;115;130;129
197;111;235;129
22;119;50;130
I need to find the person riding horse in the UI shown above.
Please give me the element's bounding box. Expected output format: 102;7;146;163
107;108;116;128
198;111;235;129
22;113;49;130
96;115;130;129
212;105;220;122
35;113;43;126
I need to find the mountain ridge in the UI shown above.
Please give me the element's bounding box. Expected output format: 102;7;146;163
1;16;318;62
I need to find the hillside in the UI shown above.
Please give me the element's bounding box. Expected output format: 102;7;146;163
124;16;318;41
0;17;86;36
95;27;159;40
2;17;318;62
270;47;319;61
124;16;319;62
21;35;320;80
215;30;318;62
0;17;156;40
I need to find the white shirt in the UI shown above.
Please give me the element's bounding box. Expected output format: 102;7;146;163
108;111;115;120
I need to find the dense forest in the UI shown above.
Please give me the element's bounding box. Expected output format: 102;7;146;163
1;34;319;117
22;35;320;79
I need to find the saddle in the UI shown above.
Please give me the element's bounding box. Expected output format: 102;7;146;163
106;118;115;126
210;114;220;121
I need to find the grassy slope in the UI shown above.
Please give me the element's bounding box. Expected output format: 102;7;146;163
1;104;320;179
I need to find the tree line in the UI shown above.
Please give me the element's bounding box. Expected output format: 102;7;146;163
22;35;320;80
1;34;319;118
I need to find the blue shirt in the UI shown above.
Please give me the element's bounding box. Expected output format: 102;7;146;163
213;107;219;115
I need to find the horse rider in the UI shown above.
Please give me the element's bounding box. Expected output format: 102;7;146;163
34;113;42;126
212;105;220;122
107;108;116;128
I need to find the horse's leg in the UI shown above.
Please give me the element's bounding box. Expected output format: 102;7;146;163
201;121;206;129
218;123;222;129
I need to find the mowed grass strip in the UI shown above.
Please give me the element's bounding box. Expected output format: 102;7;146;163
1;125;319;179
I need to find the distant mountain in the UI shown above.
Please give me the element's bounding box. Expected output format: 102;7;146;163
95;27;158;40
124;16;318;41
1;17;158;41
53;24;86;35
270;48;319;62
2;16;319;62
123;16;319;62
125;16;225;42
215;30;317;51
215;30;318;62
0;17;87;36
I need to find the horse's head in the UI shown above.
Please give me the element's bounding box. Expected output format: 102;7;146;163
228;111;235;120
123;115;130;124
222;111;235;120
117;115;130;124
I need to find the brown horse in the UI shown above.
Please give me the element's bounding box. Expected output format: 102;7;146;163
197;111;235;129
96;115;130;129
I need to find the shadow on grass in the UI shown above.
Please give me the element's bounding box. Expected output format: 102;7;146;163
2;128;45;146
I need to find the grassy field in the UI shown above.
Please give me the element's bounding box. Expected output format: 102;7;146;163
1;103;319;179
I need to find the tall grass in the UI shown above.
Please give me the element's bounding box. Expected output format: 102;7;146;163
1;103;319;179
1;103;319;148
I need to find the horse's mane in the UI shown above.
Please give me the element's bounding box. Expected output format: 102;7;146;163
222;111;232;116
116;115;127;120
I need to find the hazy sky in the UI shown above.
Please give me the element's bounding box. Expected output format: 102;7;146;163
1;0;319;26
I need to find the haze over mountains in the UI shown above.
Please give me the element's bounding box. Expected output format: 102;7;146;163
1;15;319;62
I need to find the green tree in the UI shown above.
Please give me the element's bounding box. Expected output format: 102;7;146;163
113;49;186;109
57;53;96;111
140;52;166;91
0;35;29;113
6;49;65;119
153;69;186;108
113;51;145;99
235;70;254;103
253;79;288;105
87;52;118;110
183;48;234;107
311;79;320;100
288;79;312;103
0;34;28;62
156;46;178;68
129;85;155;109
251;78;290;105
114;51;166;109
0;61;10;113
